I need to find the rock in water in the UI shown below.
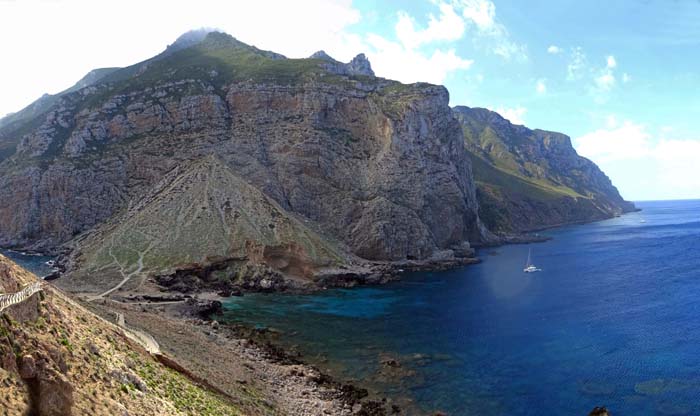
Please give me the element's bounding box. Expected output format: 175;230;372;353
589;406;611;416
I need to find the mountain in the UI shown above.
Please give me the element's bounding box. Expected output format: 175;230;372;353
0;67;119;160
0;254;252;415
60;155;355;294
453;106;636;233
0;31;482;286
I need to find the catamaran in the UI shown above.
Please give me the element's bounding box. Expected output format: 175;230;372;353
523;248;541;273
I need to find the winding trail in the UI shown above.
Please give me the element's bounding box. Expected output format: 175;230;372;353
115;312;160;354
88;240;154;302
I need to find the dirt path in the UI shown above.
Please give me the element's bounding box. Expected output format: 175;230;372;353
88;240;154;302
115;312;160;354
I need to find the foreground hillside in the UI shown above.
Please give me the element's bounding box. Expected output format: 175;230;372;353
453;106;635;233
0;254;408;415
0;254;252;415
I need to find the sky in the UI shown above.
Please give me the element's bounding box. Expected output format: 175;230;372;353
1;0;699;201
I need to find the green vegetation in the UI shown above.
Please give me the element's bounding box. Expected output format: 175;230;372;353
59;336;73;352
136;360;244;416
467;151;582;200
89;32;332;105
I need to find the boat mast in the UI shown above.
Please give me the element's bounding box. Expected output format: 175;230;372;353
526;248;531;267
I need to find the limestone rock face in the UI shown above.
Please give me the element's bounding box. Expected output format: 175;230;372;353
0;32;482;264
453;106;636;233
347;53;374;76
309;50;375;76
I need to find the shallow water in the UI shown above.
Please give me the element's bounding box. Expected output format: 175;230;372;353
221;200;700;415
0;248;56;278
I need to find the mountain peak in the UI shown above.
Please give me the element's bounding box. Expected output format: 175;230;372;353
309;51;374;77
166;28;217;53
348;53;374;76
309;50;336;61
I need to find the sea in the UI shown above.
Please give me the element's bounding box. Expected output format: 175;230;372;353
0;248;56;278
220;200;700;415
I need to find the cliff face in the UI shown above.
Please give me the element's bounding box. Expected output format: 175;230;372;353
453;106;635;233
0;32;482;266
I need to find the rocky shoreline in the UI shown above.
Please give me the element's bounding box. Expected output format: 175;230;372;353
85;296;421;415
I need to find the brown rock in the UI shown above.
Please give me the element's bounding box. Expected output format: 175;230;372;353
18;354;36;378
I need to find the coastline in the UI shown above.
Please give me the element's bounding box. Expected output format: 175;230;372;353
7;211;640;415
84;297;415;415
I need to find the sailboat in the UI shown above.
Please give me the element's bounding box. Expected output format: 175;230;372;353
523;248;541;273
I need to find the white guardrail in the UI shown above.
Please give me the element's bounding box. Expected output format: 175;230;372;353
0;282;43;313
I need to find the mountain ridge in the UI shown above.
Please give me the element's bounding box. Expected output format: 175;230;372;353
453;105;635;233
0;30;484;274
0;30;632;293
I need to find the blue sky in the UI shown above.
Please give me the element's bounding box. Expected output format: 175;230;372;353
1;0;699;200
338;0;700;201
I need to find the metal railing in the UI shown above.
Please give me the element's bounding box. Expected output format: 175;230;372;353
0;282;43;313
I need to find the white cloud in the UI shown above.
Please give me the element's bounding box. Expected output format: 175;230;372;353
365;34;473;84
446;0;527;60
395;3;465;49
566;47;588;80
590;55;622;102
575;121;651;163
606;114;619;128
368;2;478;84
535;78;547;94
622;72;631;83
594;72;616;92
654;139;700;196
567;50;623;100
575;121;700;200
547;45;562;54
493;106;527;125
459;0;496;30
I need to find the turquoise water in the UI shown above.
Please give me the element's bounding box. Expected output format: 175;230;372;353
221;200;700;415
0;249;55;278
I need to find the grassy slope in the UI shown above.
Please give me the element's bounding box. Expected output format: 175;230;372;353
0;254;262;415
465;125;584;200
467;151;573;202
69;155;349;291
456;106;631;232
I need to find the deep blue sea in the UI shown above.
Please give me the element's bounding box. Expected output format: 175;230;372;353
222;200;700;415
0;248;55;277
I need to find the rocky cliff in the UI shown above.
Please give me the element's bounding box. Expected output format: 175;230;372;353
453;106;636;233
0;31;482;274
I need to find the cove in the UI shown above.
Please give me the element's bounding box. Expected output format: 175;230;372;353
220;200;700;415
